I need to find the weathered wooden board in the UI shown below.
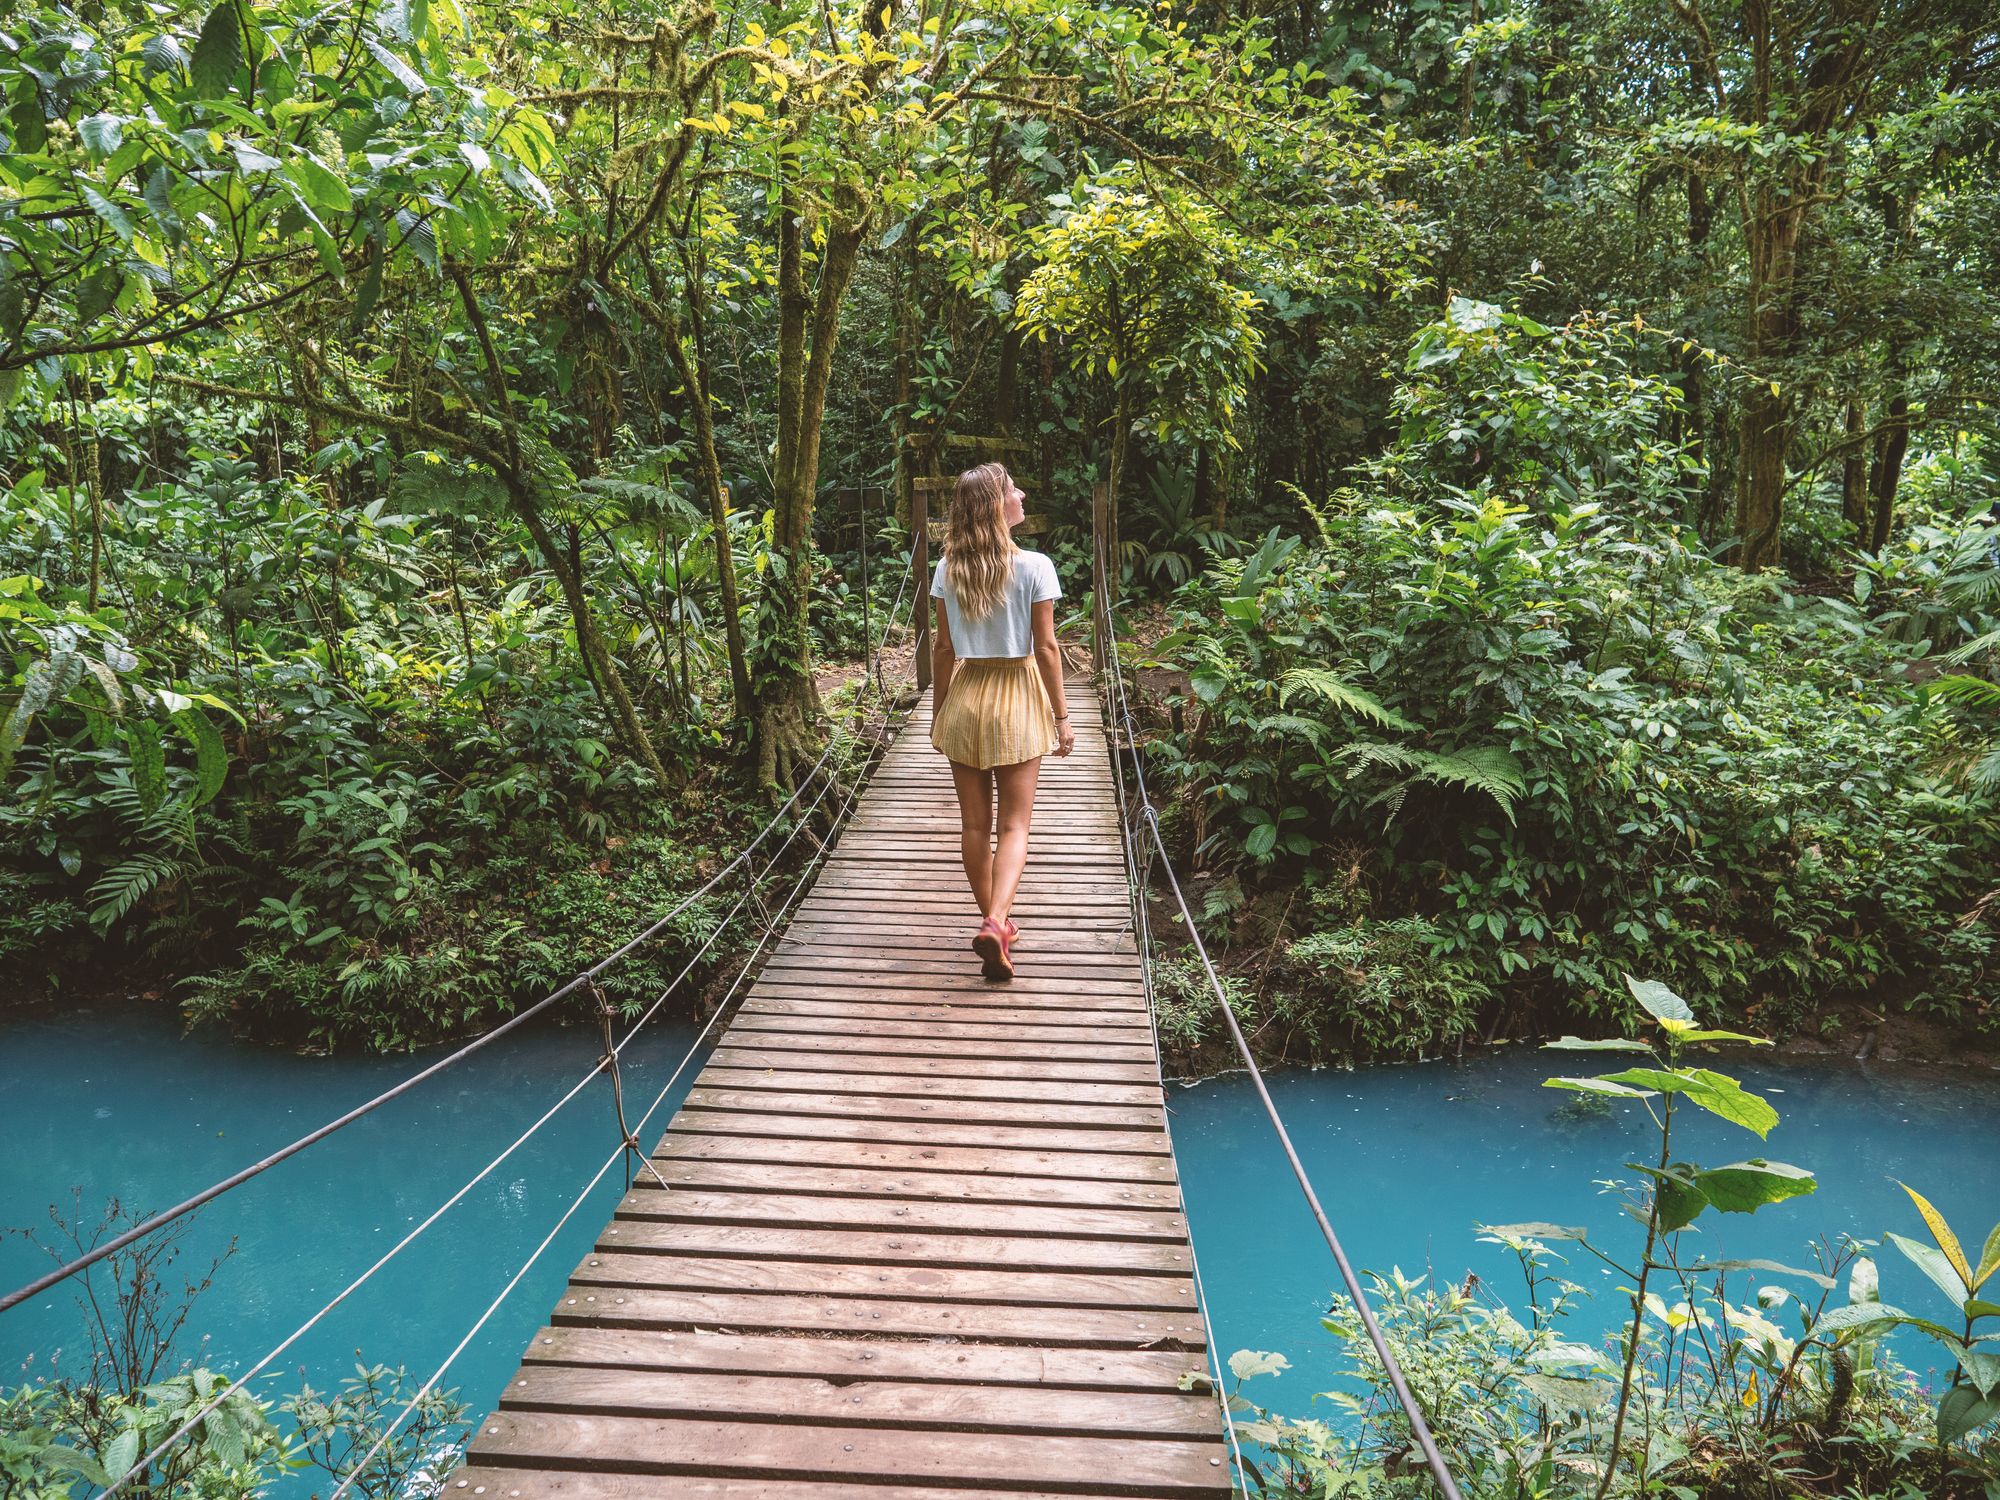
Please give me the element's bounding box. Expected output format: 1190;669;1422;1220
447;682;1229;1497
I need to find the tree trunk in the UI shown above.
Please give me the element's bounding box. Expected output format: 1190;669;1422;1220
1841;401;1870;533
1732;193;1807;570
1105;383;1131;602
1868;387;1910;554
755;189;866;788
646;258;750;726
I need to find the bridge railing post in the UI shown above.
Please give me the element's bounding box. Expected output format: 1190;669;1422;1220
913;474;931;692
1090;478;1109;674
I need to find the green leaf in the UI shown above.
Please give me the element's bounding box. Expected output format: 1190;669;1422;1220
81;185;135;244
1962;1349;2000;1397
1625;974;1693;1028
128;719;166;816
1543;1036;1654;1052
1478;1221;1587;1243
173;707;227;808
1937;1384;2000;1445
1596;1068;1777;1138
1545;1076;1655;1098
103;1428;140;1483
365;37;427;93
289;153;351;217
1976;1222;2000;1293
1676;1029;1771;1046
1227;1349;1290;1380
1694;1160;1815;1215
79;113;124;157
1688;1258;1837;1291
1889;1230;1970;1306
190;1;243;98
1808;1302;1912;1341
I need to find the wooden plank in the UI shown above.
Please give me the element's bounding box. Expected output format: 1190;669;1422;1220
737;998;1153;1030
589;1223;1191;1274
636;1159;1182;1209
705;1047;1158;1083
467;1413;1226;1496
711;1031;1157;1064
666;1107;1167;1154
546;1288;1207;1347
653;1132;1177;1182
499;1366;1219;1438
516;1326;1206;1389
679;1087;1165;1129
563;1251;1196;1309
691;1067;1160;1106
611;1189;1192;1241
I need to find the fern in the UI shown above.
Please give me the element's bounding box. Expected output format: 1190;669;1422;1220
1279;667;1416;732
1341;740;1527;824
87;852;184;932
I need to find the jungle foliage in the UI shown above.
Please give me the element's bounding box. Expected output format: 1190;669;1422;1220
2;0;1998;1068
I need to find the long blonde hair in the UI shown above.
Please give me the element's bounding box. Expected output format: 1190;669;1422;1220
943;461;1018;619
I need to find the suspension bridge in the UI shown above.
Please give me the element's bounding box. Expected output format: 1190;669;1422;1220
2;492;1460;1500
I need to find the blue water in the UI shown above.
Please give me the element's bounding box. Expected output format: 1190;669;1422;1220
0;999;704;1432
1170;1050;2000;1396
3;1005;1996;1458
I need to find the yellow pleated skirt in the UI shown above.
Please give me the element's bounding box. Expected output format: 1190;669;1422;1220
931;657;1060;769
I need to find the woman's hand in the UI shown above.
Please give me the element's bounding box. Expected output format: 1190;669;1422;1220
1054;716;1076;757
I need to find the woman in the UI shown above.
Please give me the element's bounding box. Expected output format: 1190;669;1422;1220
929;461;1076;981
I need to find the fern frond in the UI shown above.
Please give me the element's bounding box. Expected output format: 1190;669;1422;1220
1342;740;1527;823
1279;667;1416;732
87;852;183;932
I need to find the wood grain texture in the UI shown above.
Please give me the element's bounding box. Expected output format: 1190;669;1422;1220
447;681;1229;1497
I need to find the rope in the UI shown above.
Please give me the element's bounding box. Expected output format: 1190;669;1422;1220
1092;539;1466;1500
82;568;916;1500
320;650;912;1500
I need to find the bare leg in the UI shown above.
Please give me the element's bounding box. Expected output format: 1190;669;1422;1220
949;761;996;914
986;757;1042;925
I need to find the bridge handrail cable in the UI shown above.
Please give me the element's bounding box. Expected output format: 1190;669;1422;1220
1088;499;1466;1500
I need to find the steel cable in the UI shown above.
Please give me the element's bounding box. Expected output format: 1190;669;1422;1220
1092;551;1465;1500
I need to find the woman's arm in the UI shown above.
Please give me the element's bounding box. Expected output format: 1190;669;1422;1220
1031;599;1074;758
931;599;956;712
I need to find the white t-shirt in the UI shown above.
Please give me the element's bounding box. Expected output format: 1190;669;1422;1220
932;549;1062;659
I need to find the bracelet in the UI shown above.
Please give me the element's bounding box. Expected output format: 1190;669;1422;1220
1055;713;1071;722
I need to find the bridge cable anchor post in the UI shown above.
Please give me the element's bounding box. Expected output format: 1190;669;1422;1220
588;978;667;1192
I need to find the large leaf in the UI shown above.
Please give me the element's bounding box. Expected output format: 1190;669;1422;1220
1694;1160;1815;1215
1479;1221;1589;1243
1937;1384;2000;1445
1597;1067;1777;1138
1624;974;1693;1028
1807;1302;1911;1342
1888;1230;1970;1306
1546;1076;1655;1098
1688;1258;1836;1291
128;719;166;816
173;706;228;808
1900;1182;1973;1288
1544;1036;1654;1053
1227;1349;1290;1380
189;1;242;98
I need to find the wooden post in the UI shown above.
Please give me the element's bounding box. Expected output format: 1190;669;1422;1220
913;476;931;692
1091;479;1109;671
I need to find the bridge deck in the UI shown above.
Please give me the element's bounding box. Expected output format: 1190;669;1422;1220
449;684;1230;1498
